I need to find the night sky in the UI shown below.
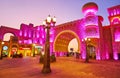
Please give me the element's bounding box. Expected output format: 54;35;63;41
0;0;120;29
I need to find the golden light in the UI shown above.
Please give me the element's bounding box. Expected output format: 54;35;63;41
2;42;4;45
33;44;35;46
43;20;46;26
85;38;87;41
88;38;91;41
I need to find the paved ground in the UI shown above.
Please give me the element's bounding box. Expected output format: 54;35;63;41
0;56;120;78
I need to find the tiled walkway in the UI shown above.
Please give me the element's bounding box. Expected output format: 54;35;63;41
0;56;120;78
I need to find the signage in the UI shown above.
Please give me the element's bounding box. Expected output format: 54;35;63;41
3;46;8;50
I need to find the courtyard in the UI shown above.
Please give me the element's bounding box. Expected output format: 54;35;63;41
0;56;120;78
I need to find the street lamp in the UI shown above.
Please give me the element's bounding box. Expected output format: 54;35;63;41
41;15;56;73
0;42;4;59
82;38;91;63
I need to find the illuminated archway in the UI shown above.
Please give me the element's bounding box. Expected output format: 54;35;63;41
11;45;18;56
0;26;19;40
87;44;96;59
87;38;100;60
53;30;81;54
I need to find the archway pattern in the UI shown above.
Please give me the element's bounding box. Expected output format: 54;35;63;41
52;20;84;55
54;30;80;53
0;26;19;40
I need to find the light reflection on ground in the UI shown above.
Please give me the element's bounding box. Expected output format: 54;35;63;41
0;56;120;78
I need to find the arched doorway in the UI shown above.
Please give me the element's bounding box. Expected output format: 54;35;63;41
11;45;18;55
87;44;96;59
3;33;17;57
53;30;81;57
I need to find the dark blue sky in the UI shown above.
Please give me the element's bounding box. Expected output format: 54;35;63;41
0;0;120;29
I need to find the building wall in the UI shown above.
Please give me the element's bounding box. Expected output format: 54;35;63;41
102;26;113;59
108;5;120;60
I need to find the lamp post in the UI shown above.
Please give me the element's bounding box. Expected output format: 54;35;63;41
82;38;91;63
0;42;4;59
41;15;56;73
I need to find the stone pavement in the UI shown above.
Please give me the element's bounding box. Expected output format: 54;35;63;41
0;56;120;78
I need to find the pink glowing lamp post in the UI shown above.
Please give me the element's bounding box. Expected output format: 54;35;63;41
41;15;56;74
82;38;91;63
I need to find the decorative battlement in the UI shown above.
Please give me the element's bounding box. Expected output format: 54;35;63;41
108;5;120;25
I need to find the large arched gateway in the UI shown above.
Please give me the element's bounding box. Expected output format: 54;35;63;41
53;30;81;56
0;26;19;40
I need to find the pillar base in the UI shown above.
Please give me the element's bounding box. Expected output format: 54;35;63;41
41;67;51;74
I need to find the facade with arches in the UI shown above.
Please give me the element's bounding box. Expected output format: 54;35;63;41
0;2;120;60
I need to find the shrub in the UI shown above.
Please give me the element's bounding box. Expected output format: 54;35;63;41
50;54;56;62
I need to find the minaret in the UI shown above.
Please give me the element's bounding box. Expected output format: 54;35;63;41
82;2;102;60
82;2;99;38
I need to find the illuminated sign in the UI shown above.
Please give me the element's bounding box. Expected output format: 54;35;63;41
35;46;43;48
19;47;31;50
3;46;8;50
23;48;31;50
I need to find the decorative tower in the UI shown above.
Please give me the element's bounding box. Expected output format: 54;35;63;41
82;2;101;60
82;2;99;38
108;5;120;25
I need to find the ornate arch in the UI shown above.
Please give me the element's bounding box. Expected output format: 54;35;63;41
53;30;81;53
0;26;19;40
